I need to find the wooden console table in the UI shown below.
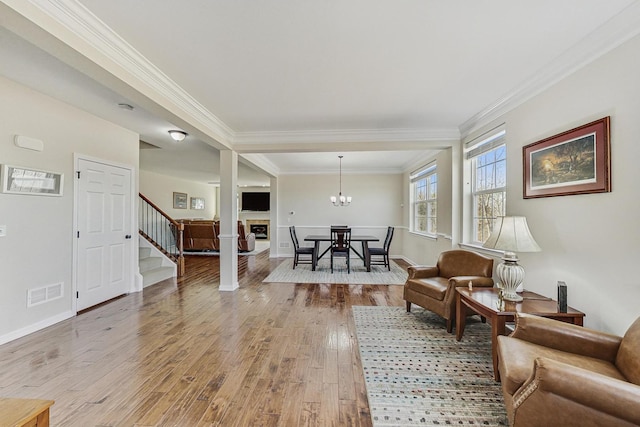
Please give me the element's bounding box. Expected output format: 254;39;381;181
0;397;54;426
455;288;585;381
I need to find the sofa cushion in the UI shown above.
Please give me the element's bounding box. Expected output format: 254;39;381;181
405;277;449;301
498;335;627;396
616;317;640;385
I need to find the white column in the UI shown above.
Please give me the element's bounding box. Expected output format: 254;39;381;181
219;150;239;291
269;176;278;258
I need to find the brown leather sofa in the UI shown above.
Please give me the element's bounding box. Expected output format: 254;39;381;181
497;313;640;427
404;250;494;332
179;220;219;251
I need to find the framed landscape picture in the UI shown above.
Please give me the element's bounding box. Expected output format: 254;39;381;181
523;117;611;198
173;192;188;209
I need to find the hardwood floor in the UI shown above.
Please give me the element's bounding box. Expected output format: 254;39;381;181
0;251;406;426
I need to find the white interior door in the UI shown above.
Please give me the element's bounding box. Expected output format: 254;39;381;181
76;158;132;310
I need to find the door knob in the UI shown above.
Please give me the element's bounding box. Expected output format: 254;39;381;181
125;234;132;239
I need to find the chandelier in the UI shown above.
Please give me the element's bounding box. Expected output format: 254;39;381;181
330;155;352;207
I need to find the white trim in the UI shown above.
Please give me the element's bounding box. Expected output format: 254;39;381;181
25;0;235;145
0;310;74;346
460;1;640;139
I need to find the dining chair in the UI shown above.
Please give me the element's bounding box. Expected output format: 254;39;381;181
330;227;351;273
368;226;394;270
289;226;315;269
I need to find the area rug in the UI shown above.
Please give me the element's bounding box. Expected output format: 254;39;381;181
262;258;408;285
352;306;508;426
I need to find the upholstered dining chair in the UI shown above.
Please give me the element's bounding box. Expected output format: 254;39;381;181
289;226;315;269
330;227;351;273
404;250;494;333
368;226;394;270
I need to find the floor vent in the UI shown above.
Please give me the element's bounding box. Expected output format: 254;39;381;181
28;283;64;308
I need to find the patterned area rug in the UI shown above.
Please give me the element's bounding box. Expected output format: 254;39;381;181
352;306;508;426
262;258;408;285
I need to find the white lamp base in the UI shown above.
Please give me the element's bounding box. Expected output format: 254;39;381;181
497;253;525;302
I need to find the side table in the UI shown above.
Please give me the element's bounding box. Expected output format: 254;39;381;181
455;287;585;381
0;397;54;427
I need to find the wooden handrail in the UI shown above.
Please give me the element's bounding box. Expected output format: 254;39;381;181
139;193;185;276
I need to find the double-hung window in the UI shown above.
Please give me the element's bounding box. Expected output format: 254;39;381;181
467;129;506;244
411;163;437;236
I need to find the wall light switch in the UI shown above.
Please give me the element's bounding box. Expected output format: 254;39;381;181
0;225;6;237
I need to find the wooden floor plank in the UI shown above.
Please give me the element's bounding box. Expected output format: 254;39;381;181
0;252;406;426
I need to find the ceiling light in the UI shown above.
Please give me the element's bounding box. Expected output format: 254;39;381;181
330;155;352;207
168;130;187;142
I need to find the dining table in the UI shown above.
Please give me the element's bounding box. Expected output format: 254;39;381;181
303;234;380;272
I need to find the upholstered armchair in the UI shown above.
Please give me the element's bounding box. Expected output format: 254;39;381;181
497;313;640;427
237;221;256;252
404;250;494;333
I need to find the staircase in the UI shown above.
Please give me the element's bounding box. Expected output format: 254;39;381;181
139;245;175;287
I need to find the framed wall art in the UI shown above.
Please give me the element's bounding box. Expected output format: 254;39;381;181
523;116;611;198
1;164;64;196
173;192;188;209
190;197;205;210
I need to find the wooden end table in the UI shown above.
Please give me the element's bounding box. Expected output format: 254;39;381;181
0;397;54;427
455;287;585;381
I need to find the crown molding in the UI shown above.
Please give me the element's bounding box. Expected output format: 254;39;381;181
24;0;235;145
277;166;406;175
233;127;460;146
459;1;640;139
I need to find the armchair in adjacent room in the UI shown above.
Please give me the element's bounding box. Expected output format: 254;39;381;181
237;221;256;252
497;313;640;427
403;249;494;333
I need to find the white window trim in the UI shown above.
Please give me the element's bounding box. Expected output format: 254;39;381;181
463;125;507;246
410;162;437;237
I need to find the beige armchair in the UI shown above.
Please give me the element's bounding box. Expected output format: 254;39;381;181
497;313;640;427
403;250;494;332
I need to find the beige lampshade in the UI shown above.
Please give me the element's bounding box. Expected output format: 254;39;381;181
482;216;541;253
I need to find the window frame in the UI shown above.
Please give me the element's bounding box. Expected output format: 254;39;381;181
465;128;507;246
410;163;437;237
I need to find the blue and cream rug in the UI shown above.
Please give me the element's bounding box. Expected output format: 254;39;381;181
262;258;408;285
353;306;508;426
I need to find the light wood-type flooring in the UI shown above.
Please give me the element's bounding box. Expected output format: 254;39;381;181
0;250;407;426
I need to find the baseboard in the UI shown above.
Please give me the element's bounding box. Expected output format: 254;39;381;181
0;310;75;346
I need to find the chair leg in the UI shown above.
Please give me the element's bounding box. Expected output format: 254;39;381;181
293;253;297;269
446;318;454;333
406;301;411;312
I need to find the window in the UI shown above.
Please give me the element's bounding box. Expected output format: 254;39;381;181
411;164;437;235
467;128;506;244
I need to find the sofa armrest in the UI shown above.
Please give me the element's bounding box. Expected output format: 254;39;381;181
513;357;640;426
449;276;494;288
407;266;439;280
512;313;621;362
245;232;256;252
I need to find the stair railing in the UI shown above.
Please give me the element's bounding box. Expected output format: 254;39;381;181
139;193;185;277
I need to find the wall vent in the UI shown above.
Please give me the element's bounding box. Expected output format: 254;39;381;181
27;283;64;308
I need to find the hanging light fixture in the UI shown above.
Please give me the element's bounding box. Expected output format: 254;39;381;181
330;155;352;207
168;130;187;142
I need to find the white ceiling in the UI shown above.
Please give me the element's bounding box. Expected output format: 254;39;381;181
1;0;638;185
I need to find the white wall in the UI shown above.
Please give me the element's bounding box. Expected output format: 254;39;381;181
0;76;139;343
470;33;640;335
276;173;404;257
139;169;217;220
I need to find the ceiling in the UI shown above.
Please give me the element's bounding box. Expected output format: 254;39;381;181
1;0;638;186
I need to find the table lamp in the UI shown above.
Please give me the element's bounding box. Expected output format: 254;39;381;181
482;216;541;302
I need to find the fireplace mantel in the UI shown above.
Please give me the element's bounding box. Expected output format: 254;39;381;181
246;219;270;240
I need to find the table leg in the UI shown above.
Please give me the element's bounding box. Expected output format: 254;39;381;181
312;242;320;271
363;242;371;272
456;293;466;341
491;315;506;382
